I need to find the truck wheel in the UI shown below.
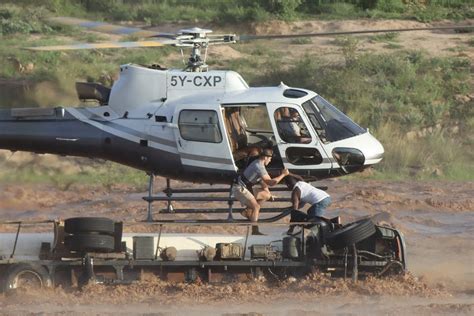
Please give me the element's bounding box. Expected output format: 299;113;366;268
2;263;51;292
65;217;115;235
65;234;115;252
325;219;376;250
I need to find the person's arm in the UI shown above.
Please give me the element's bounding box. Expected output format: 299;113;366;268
292;187;301;210
261;168;289;187
259;179;269;190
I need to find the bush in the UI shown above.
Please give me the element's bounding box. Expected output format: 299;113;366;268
375;0;406;13
260;0;303;18
410;4;451;22
316;3;362;17
375;122;474;179
217;5;271;23
0;6;53;36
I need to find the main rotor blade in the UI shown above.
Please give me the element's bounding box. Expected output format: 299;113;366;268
26;39;176;51
47;17;163;38
238;25;474;41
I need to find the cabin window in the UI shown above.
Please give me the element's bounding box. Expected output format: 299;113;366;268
178;110;222;143
274;107;312;144
222;104;278;169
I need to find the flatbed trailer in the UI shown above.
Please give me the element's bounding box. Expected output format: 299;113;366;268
0;217;407;291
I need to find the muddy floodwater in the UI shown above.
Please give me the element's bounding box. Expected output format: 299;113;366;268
0;178;473;315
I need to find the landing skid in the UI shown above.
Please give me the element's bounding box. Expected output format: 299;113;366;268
143;175;327;223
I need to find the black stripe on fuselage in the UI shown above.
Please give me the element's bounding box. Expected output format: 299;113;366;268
0;109;240;183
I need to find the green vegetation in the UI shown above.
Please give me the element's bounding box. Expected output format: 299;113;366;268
246;48;472;179
0;1;472;183
370;32;400;42
290;37;313;45
0;0;473;24
375;123;474;180
252;50;471;129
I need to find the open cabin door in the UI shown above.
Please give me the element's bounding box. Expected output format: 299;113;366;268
173;104;237;172
267;103;333;174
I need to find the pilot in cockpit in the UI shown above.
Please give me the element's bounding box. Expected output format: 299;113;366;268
275;107;311;144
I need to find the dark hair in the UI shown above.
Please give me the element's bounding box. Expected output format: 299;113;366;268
285;174;303;189
260;148;273;158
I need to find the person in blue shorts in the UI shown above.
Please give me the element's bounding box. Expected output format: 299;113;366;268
285;175;332;234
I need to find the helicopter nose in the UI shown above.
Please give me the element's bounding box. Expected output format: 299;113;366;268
363;132;384;165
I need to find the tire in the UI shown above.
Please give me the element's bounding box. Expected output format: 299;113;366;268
2;263;51;292
64;234;115;253
325;219;376;250
64;217;115;235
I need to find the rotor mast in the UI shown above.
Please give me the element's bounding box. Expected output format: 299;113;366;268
176;27;236;72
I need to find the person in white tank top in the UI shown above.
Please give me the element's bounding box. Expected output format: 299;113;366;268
285;175;332;234
293;181;330;210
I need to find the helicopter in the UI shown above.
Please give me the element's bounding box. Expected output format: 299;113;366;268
0;17;472;189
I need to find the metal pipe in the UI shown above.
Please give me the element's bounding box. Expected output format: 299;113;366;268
161;186;327;194
165;178;174;213
300;225;305;260
357;250;391;260
242;226;250;260
154;224;163;260
0;220;55;225
146;174;155;222
352;244;358;282
377;261;404;277
159;207;283;214
144;196;291;202
227;182;234;221
10;222;22;258
343;247;348;280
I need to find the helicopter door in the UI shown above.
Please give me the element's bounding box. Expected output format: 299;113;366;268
268;103;333;172
173;105;236;172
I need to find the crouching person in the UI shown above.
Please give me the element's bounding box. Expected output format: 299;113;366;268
285;175;332;234
232;148;289;235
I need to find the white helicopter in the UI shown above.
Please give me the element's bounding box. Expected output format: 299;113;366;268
0;17;471;219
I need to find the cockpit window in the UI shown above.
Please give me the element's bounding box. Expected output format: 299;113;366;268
302;96;365;143
274;107;311;144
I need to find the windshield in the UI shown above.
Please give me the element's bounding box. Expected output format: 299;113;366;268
302;96;365;143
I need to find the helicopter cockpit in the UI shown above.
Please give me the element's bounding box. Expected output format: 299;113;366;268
302;96;366;144
218;90;380;180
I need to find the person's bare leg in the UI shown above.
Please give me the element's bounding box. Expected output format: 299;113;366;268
254;187;271;205
248;204;265;235
250;205;260;222
243;198;260;220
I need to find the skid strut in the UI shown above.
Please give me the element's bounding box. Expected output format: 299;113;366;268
146;173;155;222
227;182;234;221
